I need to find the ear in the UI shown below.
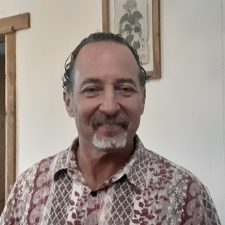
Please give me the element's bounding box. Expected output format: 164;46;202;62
63;91;75;117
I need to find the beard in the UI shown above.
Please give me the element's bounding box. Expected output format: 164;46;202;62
92;132;128;150
90;114;129;150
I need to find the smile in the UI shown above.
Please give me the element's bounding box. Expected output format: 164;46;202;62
93;123;128;138
92;118;129;131
97;123;123;131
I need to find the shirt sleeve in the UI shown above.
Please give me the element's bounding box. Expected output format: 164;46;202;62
0;165;38;225
181;177;221;225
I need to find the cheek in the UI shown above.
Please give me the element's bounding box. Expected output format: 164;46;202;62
123;99;144;122
74;100;98;124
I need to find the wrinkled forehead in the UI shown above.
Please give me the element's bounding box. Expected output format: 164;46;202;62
70;41;143;92
74;41;139;70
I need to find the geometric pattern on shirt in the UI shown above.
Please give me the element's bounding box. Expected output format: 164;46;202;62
0;136;222;225
45;171;72;225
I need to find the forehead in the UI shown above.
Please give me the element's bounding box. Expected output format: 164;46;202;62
75;41;139;73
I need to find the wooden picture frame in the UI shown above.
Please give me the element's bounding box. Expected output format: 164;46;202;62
102;0;161;79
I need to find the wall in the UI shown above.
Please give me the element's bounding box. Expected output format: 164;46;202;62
0;0;224;222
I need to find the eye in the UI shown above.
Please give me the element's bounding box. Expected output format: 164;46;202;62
116;85;136;96
81;86;101;97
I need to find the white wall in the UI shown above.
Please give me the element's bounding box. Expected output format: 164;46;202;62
0;0;224;222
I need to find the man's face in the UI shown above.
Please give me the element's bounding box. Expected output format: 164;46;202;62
64;41;145;151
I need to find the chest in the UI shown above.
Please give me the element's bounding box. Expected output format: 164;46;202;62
41;177;177;225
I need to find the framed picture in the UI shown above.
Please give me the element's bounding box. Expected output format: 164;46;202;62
102;0;161;79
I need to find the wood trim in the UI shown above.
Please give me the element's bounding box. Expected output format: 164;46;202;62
5;33;16;198
151;0;161;79
0;13;30;34
0;13;30;203
0;55;5;212
102;0;110;32
0;35;4;42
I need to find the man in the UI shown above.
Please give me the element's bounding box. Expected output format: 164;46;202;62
0;32;221;224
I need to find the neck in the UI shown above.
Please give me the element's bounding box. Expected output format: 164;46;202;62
76;140;134;190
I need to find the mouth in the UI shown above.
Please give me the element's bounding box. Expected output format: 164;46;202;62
91;117;129;135
97;123;124;132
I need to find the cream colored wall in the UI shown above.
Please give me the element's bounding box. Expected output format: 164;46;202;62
0;0;224;222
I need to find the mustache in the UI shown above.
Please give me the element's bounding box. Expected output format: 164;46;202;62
91;115;129;130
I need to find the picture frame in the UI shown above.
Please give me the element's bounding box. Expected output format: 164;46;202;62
102;0;161;79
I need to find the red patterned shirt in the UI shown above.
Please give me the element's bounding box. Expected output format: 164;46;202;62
0;137;221;225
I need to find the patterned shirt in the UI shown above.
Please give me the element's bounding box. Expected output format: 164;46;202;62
0;136;221;225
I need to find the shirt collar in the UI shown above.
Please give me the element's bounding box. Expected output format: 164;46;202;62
53;139;78;179
122;136;149;191
53;136;149;191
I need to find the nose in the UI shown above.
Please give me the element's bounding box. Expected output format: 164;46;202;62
99;89;120;115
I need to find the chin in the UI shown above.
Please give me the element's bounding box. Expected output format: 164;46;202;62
92;132;128;151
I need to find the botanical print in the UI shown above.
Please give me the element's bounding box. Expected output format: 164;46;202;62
119;0;143;51
114;0;149;64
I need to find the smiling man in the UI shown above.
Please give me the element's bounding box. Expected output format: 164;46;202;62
63;39;145;191
0;32;221;225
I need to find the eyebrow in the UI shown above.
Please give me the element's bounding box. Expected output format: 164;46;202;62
114;78;138;88
80;78;102;87
80;78;138;88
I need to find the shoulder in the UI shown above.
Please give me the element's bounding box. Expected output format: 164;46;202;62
145;147;211;199
17;153;57;187
134;137;206;189
140;146;198;182
135;139;205;196
0;149;69;224
15;148;70;195
140;147;221;224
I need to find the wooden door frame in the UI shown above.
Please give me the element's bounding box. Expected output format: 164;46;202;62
0;13;30;200
0;44;6;212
